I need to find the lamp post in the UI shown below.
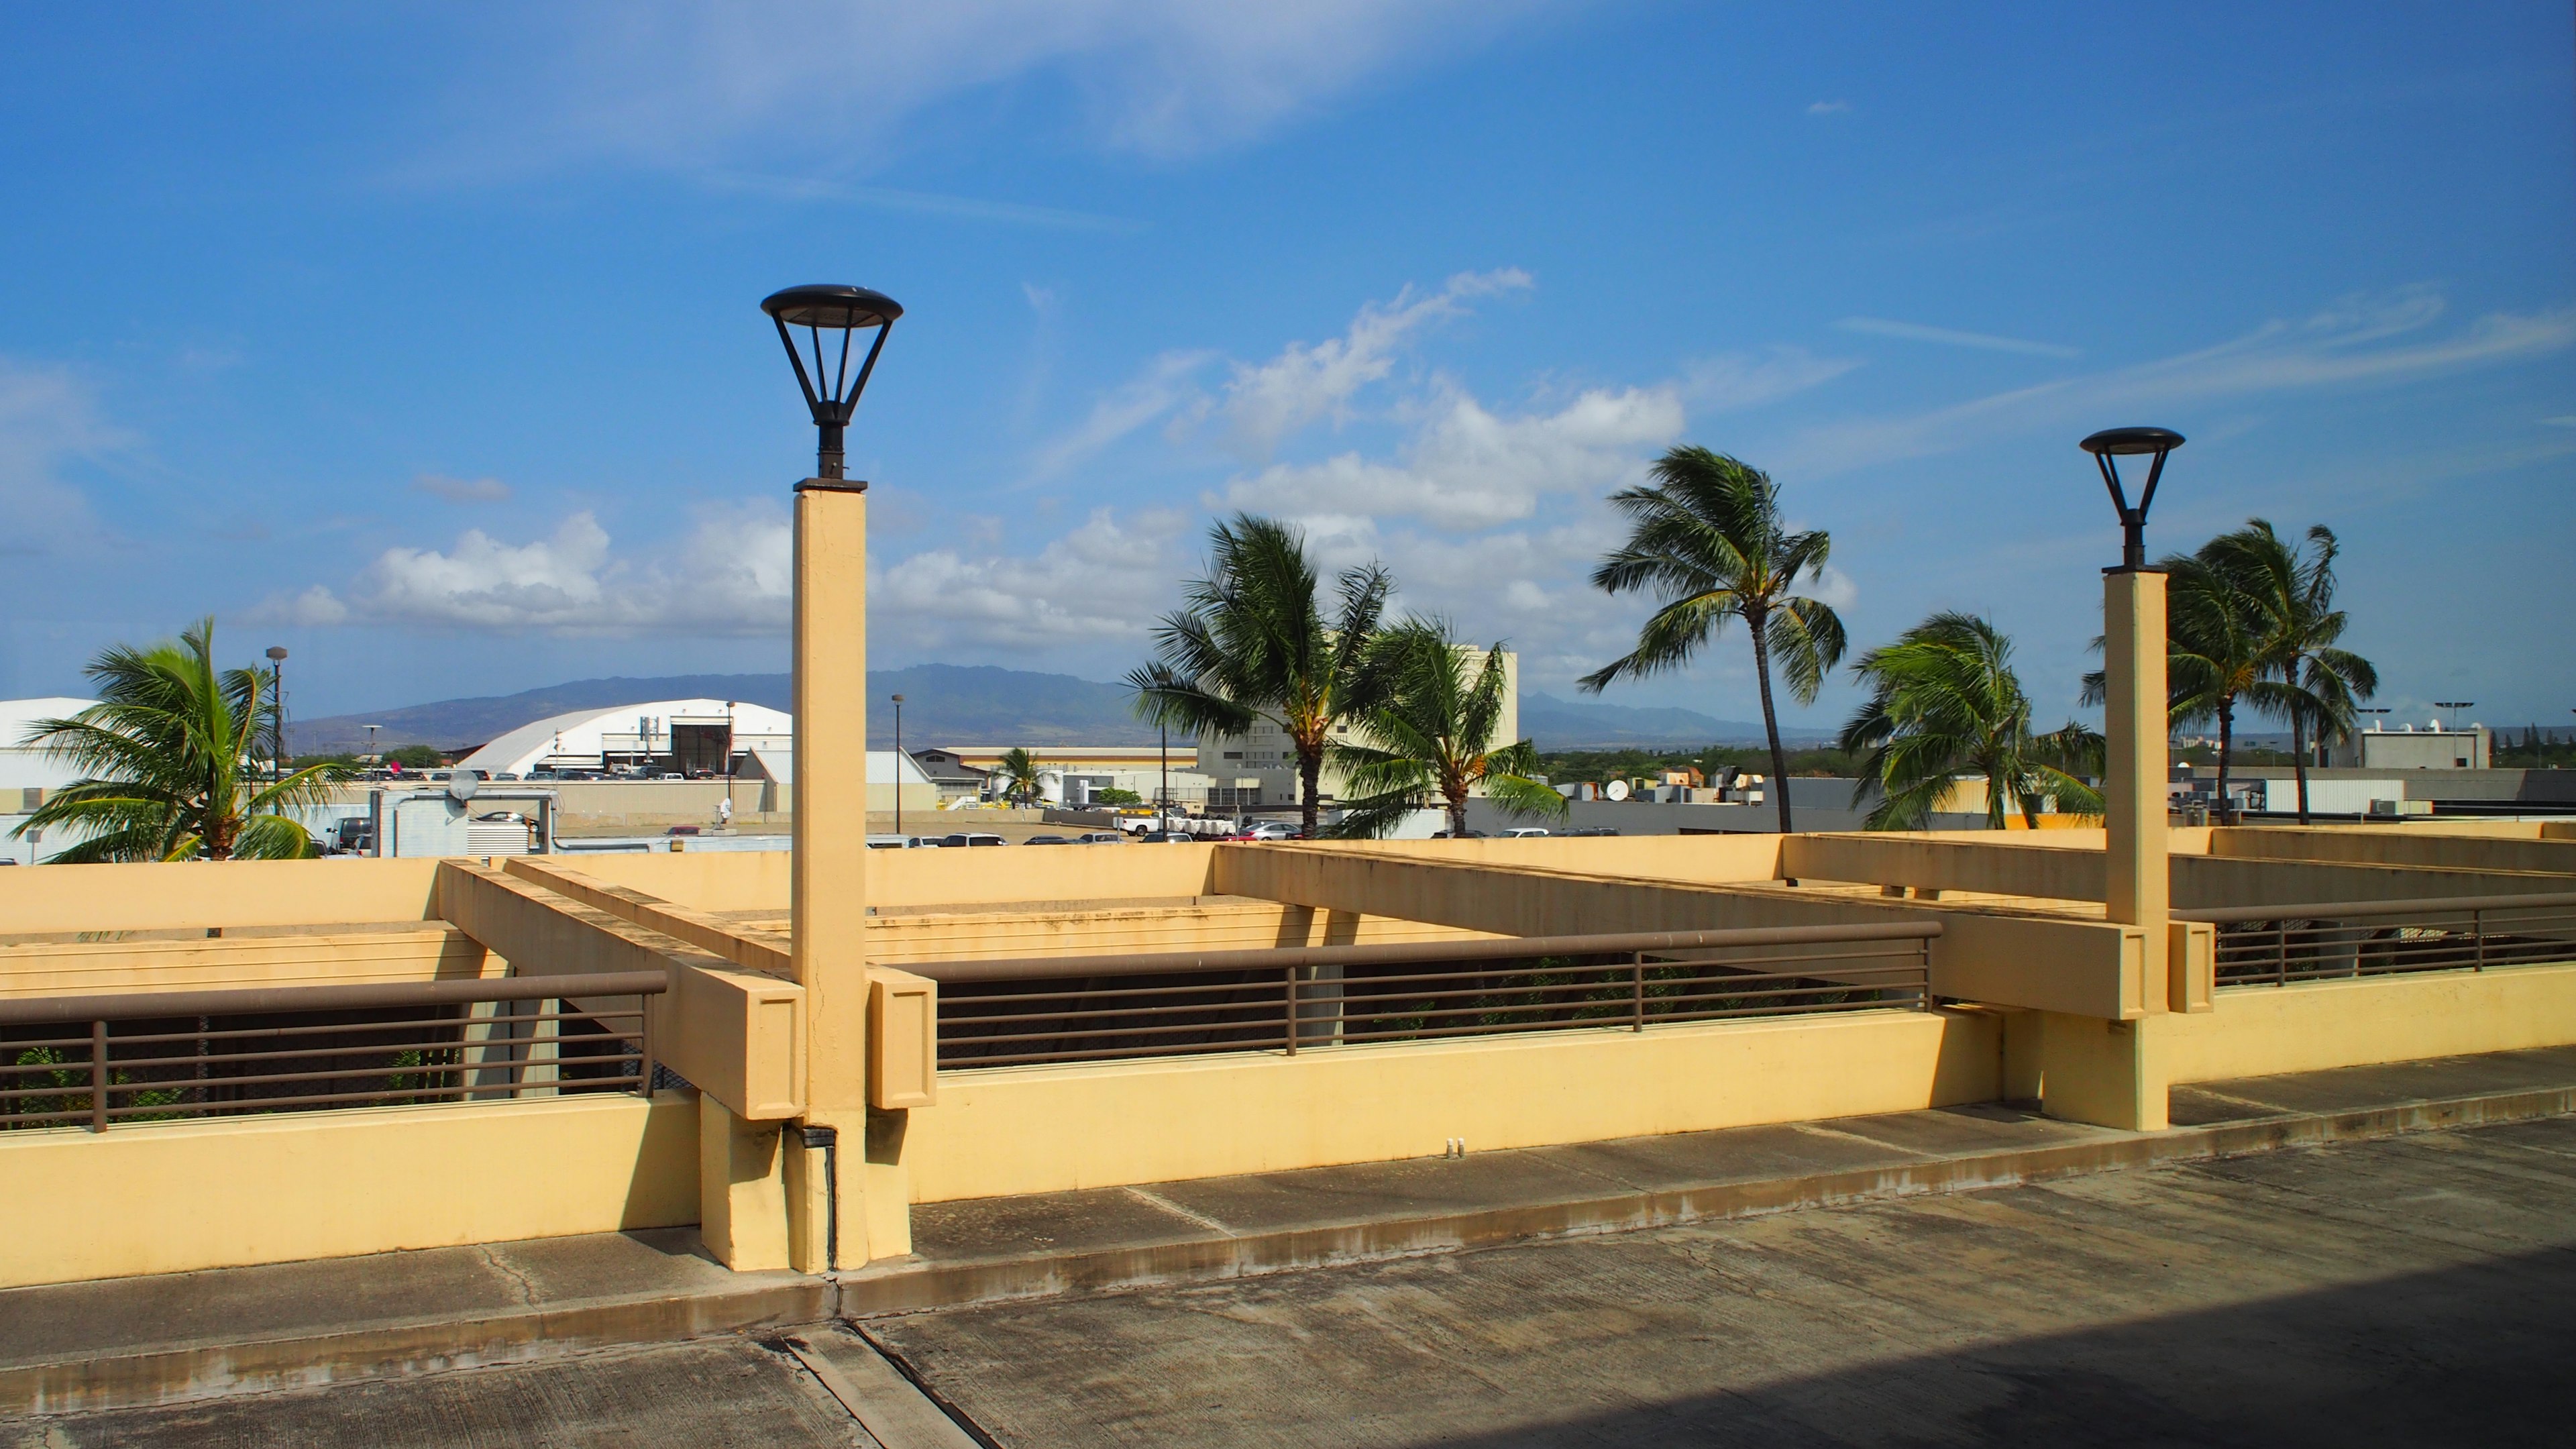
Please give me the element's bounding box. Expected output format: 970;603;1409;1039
264;647;288;785
2432;701;2474;733
891;694;906;835
2082;426;2184;1025
363;723;378;763
763;282;902;1273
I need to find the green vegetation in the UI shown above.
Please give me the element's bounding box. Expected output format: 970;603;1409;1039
1841;612;2101;830
1327;618;1566;839
2497;729;2576;769
1090;787;1144;806
384;744;449;769
11;619;347;861
1129;514;1393;836
1532;744;1861;784
994;747;1042;805
1580;447;1845;833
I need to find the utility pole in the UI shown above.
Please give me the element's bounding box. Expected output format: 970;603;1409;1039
264;647;288;785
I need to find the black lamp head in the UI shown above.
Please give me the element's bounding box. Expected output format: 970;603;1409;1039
761;284;904;480
2080;426;2184;570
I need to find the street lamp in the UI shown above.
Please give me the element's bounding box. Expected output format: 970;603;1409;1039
264;646;288;785
761;284;904;481
764;282;904;1268
2082;425;2185;1106
2433;701;2475;733
2080;427;2184;571
890;693;906;835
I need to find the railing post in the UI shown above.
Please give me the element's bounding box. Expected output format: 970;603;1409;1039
90;1019;107;1132
2277;926;2290;988
1283;967;1298;1056
1921;934;1935;1010
2473;909;2485;973
637;1000;656;1096
1631;953;1644;1031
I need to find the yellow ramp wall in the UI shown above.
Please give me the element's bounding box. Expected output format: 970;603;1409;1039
2163;963;2576;1084
903;1008;2000;1203
0;1093;698;1290
0;858;443;936
0;926;493;999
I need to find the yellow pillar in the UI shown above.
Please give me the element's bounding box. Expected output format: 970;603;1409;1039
2102;567;2169;992
792;479;873;1263
698;1095;790;1270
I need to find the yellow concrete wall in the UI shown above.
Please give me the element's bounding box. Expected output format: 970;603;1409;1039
1304;834;1784;885
2163;963;2576;1084
0;926;492;998
547;849;792;914
551;841;1222;914
905;1008;2000;1202
0;859;443;936
2206;826;2576;879
0;1093;697;1289
1784;834;2110;902
2173;853;2568;909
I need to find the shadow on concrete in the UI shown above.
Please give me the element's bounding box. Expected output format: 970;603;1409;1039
1429;1247;2573;1448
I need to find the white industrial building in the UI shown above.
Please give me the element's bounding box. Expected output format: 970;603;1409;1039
456;700;794;778
2328;722;2492;771
0;697;94;865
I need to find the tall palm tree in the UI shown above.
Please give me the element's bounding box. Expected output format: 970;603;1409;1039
1326;619;1568;839
1128;515;1393;837
12;619;343;862
993;747;1043;806
2202;521;2377;825
1841;612;2102;830
1581;447;1845;833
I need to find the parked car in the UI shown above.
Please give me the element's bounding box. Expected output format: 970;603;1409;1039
1022;835;1074;846
1074;832;1124;845
938;833;1006;848
866;835;937;849
1238;822;1298;841
658;773;686;782
1562;826;1621;837
1503;826;1551;838
1429;828;1489;839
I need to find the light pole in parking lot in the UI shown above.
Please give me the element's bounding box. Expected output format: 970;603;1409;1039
891;693;906;835
2081;425;2184;1002
265;646;288;784
763;281;902;1267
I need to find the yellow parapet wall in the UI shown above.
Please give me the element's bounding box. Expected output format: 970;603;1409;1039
0;926;493;999
901;1008;2002;1203
0;858;443;936
0;1093;698;1290
2163;962;2576;1084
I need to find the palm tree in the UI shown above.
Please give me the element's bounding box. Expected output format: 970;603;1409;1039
1128;515;1393;837
1581;447;1845;833
1326;619;1568;839
1841;612;2102;830
11;619;343;861
993;747;1043;806
2201;521;2377;825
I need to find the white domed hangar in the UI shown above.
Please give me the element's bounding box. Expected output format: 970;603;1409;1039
455;699;793;779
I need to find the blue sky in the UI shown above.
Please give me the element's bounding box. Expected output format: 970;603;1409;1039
2;2;2570;733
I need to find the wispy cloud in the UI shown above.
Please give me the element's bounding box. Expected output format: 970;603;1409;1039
411;472;513;504
1786;288;2576;475
2539;415;2576;428
1216;268;1532;458
702;172;1146;234
1807;100;1850;115
1681;347;1862;410
0;357;124;553
1835;317;2081;359
1026;350;1217;481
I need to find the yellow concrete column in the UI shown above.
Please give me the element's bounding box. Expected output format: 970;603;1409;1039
699;1094;790;1270
2102;567;2169;991
792;479;873;1263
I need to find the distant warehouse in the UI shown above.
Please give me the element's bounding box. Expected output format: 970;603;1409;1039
456;699;792;777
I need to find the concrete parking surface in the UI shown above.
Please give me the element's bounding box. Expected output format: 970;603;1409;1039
19;1118;2575;1446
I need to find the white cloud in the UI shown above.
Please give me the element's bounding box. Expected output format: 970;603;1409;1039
439;1;1556;174
411;472;513;504
1219;377;1685;529
1784;288;2576;476
1027;350;1216;480
1807;100;1850;115
1217;268;1532;457
1681;347;1864;410
0;358;122;552
875;508;1189;650
1835;317;2080;359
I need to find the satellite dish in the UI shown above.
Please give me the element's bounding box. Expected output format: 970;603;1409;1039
1605;779;1630;801
446;771;480;804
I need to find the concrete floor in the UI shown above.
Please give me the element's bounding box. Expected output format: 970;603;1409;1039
24;1116;2573;1447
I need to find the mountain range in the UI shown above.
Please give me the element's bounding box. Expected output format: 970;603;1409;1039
288;667;1819;754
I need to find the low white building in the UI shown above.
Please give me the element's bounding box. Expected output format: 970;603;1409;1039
0;697;96;865
2328;722;2491;771
456;700;793;777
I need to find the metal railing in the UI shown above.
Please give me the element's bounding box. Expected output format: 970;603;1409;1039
0;969;665;1132
2177;891;2576;988
918;923;1941;1071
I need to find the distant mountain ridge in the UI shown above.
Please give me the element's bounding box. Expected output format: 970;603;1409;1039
289;669;1827;755
288;665;1161;752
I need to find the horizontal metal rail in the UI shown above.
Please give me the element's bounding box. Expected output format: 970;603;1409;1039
0;971;663;1132
2174;894;2576;989
934;924;1940;1071
918;921;1941;983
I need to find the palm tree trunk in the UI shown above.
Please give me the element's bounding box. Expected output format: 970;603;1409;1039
1299;747;1323;837
2214;697;2236;825
2291;707;2312;826
1748;615;1794;835
1446;782;1468;839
